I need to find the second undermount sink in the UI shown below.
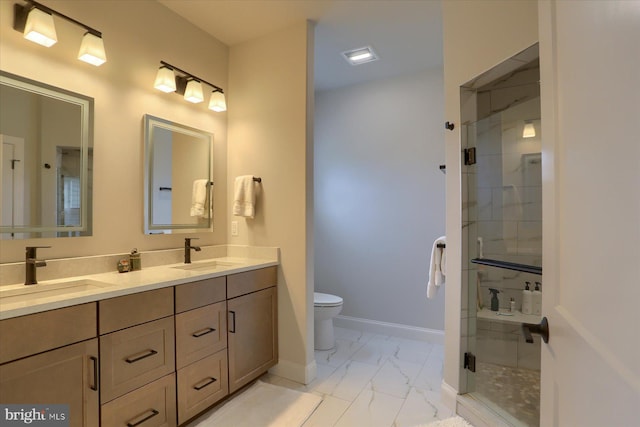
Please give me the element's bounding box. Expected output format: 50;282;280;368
172;260;241;272
0;279;112;305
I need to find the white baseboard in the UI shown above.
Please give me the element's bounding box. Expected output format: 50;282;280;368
269;358;318;385
441;380;458;412
334;315;444;343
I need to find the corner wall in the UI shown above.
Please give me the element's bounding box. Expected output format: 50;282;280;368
441;0;538;409
314;68;446;332
227;21;315;383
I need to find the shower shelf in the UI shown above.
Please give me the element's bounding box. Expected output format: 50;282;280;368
470;258;542;275
477;308;542;325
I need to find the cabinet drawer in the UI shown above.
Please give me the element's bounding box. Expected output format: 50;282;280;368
177;350;228;425
100;317;175;403
99;287;173;334
227;266;277;299
0;303;96;364
175;302;227;369
101;373;176;427
175;276;226;313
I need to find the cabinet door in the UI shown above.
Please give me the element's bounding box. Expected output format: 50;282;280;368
0;339;99;427
227;287;278;393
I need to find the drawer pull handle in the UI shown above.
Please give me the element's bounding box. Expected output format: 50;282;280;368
192;327;216;338
193;377;217;391
229;311;236;333
126;409;159;427
125;349;158;364
89;356;98;391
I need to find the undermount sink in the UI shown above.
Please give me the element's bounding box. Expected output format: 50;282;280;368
0;279;112;304
172;260;240;272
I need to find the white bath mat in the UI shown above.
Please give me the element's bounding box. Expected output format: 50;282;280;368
420;416;474;427
190;380;322;427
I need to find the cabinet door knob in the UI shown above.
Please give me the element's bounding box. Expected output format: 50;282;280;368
124;349;158;364
193;377;217;391
229;311;236;333
192;327;216;338
126;409;159;427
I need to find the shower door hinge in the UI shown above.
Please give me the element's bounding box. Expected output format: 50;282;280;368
464;352;476;372
463;148;476;165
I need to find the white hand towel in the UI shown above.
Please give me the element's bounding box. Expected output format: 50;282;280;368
190;179;209;217
233;175;256;218
427;235;446;299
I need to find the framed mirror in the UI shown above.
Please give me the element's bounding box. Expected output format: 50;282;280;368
143;114;213;234
0;71;93;239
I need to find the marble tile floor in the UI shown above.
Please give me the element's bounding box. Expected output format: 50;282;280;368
262;327;454;427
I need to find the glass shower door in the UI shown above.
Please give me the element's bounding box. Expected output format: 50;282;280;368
463;96;543;427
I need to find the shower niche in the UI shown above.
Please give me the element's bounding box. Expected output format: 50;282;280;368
460;44;542;427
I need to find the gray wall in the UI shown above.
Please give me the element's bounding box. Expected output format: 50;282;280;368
314;68;446;330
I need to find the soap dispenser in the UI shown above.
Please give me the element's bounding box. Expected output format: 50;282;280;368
522;282;533;315
489;288;500;312
532;281;542;315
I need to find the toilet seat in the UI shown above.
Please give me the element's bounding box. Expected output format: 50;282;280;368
314;292;343;307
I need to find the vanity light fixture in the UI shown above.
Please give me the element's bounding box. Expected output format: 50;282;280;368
154;61;226;112
523;121;536;138
14;0;107;66
342;46;379;66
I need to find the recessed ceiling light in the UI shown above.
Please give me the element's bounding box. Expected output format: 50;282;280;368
342;46;379;66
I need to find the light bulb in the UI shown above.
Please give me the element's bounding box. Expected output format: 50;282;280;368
184;80;204;103
154;66;176;93
24;7;57;47
208;91;227;112
78;32;107;66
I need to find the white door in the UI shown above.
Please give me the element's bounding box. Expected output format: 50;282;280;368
1;135;25;237
538;1;639;426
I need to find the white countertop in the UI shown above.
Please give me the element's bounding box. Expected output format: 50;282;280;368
0;256;278;320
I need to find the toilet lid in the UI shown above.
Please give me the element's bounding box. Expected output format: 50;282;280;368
314;292;343;307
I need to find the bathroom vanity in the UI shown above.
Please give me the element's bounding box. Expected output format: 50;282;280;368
0;256;278;427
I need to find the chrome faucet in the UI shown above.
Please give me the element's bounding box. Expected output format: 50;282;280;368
25;246;51;285
184;238;201;264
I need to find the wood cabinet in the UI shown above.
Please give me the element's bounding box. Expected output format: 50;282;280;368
227;267;278;393
0;304;98;427
0;265;277;427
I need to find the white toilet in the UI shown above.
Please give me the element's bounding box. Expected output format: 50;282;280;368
314;292;343;350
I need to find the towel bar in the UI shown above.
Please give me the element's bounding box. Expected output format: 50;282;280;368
253;177;262;183
437;243;446;248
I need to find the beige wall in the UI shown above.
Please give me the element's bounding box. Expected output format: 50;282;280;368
0;0;228;262
227;21;315;382
441;0;538;403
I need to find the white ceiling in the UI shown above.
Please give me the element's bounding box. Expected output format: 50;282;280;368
158;0;443;92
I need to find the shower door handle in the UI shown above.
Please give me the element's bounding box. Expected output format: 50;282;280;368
522;317;549;344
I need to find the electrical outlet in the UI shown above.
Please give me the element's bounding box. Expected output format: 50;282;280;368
231;221;238;236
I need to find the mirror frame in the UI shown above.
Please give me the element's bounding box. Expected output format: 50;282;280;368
143;114;213;234
0;70;94;238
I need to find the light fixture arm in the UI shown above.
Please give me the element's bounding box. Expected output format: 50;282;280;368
160;60;224;94
14;0;102;37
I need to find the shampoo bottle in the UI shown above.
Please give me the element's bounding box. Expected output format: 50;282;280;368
532;281;542;315
522;282;533;315
489;288;500;312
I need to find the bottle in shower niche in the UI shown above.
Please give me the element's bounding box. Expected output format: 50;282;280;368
489;288;500;312
522;282;533;314
532;281;542;315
